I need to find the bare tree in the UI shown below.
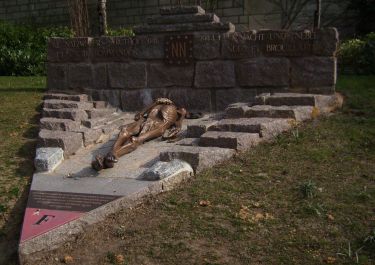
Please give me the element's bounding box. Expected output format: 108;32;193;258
97;0;108;36
67;0;90;37
314;0;321;29
266;0;311;29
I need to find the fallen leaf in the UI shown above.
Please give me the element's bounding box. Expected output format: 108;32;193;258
253;213;265;222
64;255;74;264
199;200;211;207
324;256;336;264
255;173;268;178
116;254;125;264
327;214;335;221
9;132;18;137
238;205;250;220
288;119;300;127
251;202;261;208
311;107;321;119
265;213;275;220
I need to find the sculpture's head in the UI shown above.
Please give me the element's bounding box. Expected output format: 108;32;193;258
155;98;174;105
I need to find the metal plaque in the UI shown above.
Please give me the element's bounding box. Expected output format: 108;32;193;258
165;34;194;65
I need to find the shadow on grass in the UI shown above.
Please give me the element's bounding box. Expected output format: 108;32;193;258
0;107;42;265
0;186;30;265
0;88;45;93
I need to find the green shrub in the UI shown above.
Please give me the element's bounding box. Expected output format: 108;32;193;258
338;32;375;75
0;21;73;76
106;27;135;37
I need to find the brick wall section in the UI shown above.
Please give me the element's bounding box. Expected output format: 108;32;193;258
0;0;249;30
0;0;70;25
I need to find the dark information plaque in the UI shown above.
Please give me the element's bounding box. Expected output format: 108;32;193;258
165;34;194;65
28;190;121;212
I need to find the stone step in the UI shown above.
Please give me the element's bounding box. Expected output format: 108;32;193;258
199;131;260;151
209;118;292;140
147;13;219;25
256;93;317;106
72;128;103;147
186;120;218;138
43;99;93;110
133;21;235;34
82;113;120;128
160;5;206;16
227;105;314;121
225;103;250;118
40;118;81;132
38;129;83;156
160;145;235;173
255;93;343;114
93;101;107;109
176;138;200;147
86;108;116;119
43;93;88;102
98;117;131;135
43;108;88;121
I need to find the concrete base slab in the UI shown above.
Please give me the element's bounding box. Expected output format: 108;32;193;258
19;92;343;263
19;115;215;264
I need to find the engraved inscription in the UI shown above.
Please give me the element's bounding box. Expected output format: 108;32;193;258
48;38;90;62
165;35;193;65
91;36;161;62
222;30;316;58
28;190;120;212
91;37;134;61
49;38;90;49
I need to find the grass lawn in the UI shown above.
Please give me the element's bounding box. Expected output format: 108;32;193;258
0;76;46;264
0;75;374;264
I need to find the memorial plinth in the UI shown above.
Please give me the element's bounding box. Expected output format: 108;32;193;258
47;5;339;112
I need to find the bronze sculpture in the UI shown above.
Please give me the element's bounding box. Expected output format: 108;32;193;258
92;98;187;171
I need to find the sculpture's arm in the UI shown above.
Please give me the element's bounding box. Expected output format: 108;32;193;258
135;98;174;121
134;102;158;121
175;108;187;130
163;108;187;140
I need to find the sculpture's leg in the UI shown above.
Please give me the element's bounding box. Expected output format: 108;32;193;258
113;122;171;158
111;119;144;158
92;119;144;171
134;123;172;144
111;139;140;158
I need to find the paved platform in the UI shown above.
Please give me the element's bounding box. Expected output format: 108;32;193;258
19;114;216;263
19;93;343;264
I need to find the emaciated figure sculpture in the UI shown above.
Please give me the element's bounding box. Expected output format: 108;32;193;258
92;98;187;171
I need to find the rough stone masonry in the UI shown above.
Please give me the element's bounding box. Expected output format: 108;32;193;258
47;5;338;112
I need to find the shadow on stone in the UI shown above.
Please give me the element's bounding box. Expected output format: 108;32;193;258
67;166;100;179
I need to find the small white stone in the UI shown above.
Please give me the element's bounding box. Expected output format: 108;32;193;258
140;159;193;181
34;147;64;173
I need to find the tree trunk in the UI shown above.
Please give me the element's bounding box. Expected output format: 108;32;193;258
98;0;108;36
314;0;322;29
67;0;90;37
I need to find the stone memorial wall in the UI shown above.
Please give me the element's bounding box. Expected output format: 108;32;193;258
47;6;339;112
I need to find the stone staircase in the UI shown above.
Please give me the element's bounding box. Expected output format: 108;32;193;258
38;93;131;156
161;93;343;173
134;5;235;35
